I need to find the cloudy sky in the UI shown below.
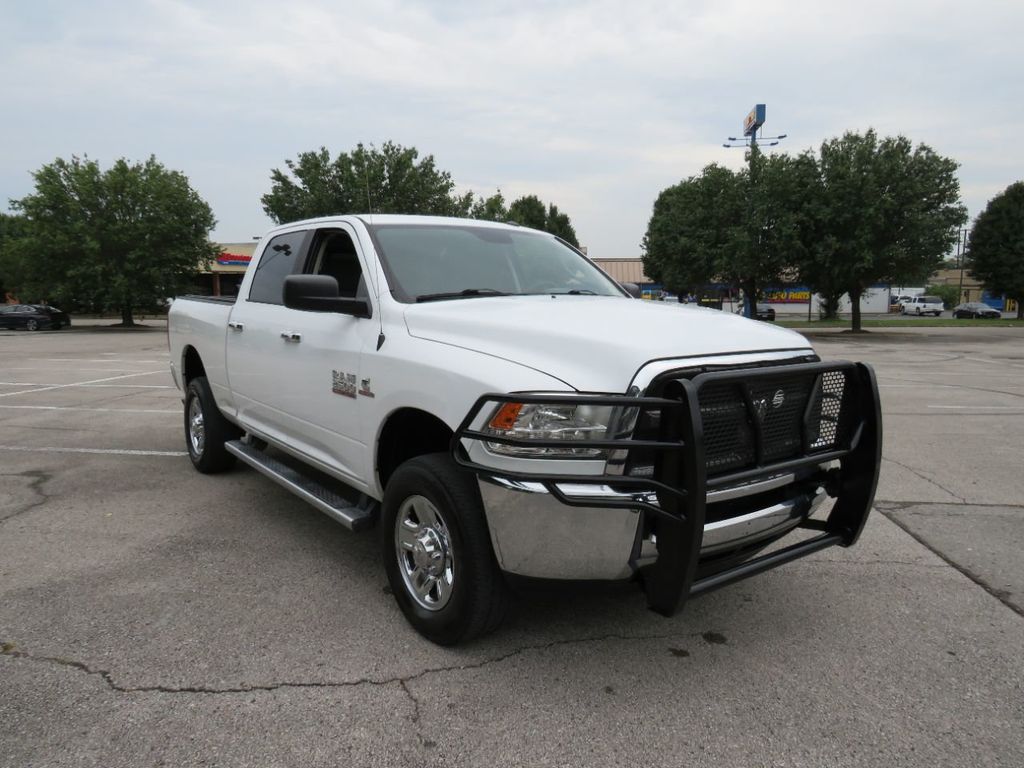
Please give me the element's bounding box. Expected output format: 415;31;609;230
2;0;1021;258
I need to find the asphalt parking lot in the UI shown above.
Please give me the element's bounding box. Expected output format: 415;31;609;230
2;321;1022;767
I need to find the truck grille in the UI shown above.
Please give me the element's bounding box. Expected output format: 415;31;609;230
698;369;853;477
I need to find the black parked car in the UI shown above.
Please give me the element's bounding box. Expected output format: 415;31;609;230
952;302;1001;319
734;303;776;321
0;304;71;330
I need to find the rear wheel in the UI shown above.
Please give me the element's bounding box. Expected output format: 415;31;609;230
26;319;38;331
184;376;238;473
382;453;508;644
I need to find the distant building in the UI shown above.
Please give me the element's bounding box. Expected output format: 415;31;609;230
196;243;256;296
591;258;650;286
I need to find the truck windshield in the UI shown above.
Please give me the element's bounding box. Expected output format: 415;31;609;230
366;223;625;302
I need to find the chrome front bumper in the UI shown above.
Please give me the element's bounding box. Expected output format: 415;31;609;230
479;475;828;580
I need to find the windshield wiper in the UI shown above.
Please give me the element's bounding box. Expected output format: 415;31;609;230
415;288;510;303
550;289;599;295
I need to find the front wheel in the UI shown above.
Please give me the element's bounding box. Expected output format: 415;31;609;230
26;319;39;331
184;376;238;473
382;453;508;645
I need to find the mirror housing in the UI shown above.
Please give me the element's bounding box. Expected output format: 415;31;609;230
621;282;642;299
283;275;372;318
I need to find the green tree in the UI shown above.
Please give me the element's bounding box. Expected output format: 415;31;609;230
470;190;509;221
262;142;473;223
642;164;743;296
544;202;580;248
642;150;809;314
479;193;580;248
925;283;961;309
967;181;1024;319
0;212;30;301
808;130;966;331
9;156;217;326
507;194;548;230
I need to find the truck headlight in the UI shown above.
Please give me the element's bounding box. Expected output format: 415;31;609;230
483;402;614;458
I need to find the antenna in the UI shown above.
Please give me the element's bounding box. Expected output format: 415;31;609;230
360;151;386;350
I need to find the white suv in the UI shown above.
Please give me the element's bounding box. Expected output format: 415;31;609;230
902;295;943;316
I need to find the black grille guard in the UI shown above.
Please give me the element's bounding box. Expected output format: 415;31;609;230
451;361;882;616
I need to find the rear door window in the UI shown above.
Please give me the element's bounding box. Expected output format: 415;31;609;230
248;231;309;305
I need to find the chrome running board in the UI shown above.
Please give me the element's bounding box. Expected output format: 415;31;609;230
225;439;378;531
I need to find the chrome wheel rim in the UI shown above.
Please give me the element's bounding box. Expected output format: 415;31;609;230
188;396;205;457
27;319;38;330
395;495;454;611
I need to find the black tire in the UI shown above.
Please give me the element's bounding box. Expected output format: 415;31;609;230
26;319;39;331
382;453;508;645
184;376;238;473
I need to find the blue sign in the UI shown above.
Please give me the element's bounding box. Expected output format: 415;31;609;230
743;104;766;137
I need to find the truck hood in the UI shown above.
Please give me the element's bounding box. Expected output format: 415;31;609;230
402;295;812;391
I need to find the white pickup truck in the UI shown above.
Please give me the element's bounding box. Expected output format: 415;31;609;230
168;215;882;644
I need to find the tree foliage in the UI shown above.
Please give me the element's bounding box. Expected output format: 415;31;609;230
507;194;581;247
261;141;474;223
642;148;812;315
967;181;1024;319
800;130;966;330
264;142;583;248
0;212;30;301
470;190;510;222
644;129;967;329
925;283;961;309
8;156;217;325
642;163;744;295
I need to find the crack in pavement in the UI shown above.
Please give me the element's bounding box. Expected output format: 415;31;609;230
800;558;948;568
0;469;53;523
399;679;432;750
876;499;1024;512
0;629;704;698
881;456;967;503
877;509;1023;618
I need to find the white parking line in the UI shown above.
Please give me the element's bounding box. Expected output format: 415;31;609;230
44;358;168;364
2;367;156;373
879;384;958;389
0;370;167;398
0;382;173;389
926;405;1023;410
0;405;178;414
0;445;186;457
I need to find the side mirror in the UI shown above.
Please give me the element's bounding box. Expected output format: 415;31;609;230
621;282;642;299
283;275;372;318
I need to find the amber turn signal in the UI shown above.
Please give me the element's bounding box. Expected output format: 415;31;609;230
489;402;523;431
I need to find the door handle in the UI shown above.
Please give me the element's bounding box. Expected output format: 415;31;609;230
228;321;244;331
280;332;302;343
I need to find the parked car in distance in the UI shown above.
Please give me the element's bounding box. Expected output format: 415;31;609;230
952;302;1001;319
901;295;943;316
890;294;917;312
0;304;71;330
733;303;776;321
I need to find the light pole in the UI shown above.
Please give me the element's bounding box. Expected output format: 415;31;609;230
956;227;970;302
722;104;787;318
